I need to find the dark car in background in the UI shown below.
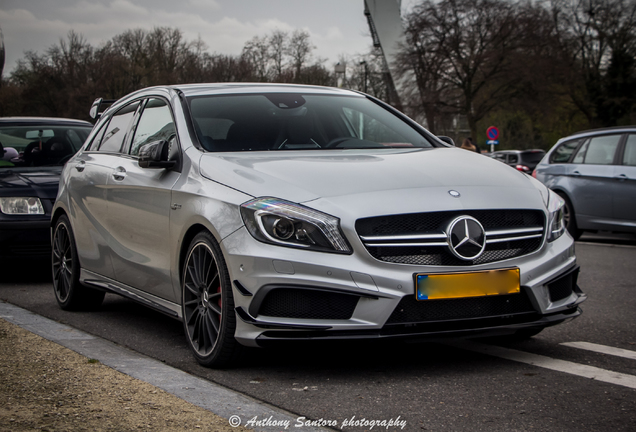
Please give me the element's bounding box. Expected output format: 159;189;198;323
533;126;636;240
490;149;546;173
0;117;93;257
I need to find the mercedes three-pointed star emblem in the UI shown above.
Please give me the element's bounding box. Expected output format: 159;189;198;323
447;216;486;260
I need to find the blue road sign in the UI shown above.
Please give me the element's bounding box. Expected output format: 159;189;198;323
486;126;499;141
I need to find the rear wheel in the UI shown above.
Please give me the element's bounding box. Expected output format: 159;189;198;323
182;231;242;368
557;192;582;240
52;215;105;310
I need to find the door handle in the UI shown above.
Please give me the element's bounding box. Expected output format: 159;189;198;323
571;170;581;177
75;160;86;172
614;174;628;181
112;167;126;181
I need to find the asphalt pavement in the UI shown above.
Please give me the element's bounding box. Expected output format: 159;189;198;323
1;231;636;431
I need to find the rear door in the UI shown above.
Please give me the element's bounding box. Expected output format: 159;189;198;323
567;134;621;228
613;134;636;226
68;102;140;278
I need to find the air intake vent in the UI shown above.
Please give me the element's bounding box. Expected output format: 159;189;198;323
257;288;359;320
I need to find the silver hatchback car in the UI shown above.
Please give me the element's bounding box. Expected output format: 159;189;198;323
52;84;585;367
533;126;636;240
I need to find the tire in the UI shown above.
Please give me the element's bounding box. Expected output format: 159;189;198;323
556;192;582;240
52;215;105;310
182;231;242;368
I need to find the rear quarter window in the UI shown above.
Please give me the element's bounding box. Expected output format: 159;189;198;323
550;140;580;163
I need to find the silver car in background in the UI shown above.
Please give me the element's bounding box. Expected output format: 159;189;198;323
533;126;636;240
52;84;585;367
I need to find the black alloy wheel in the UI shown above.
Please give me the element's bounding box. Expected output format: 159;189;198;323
52;215;105;310
182;231;242;368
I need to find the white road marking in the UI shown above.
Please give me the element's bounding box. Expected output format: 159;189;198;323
560;341;636;361
444;340;636;390
576;241;636;249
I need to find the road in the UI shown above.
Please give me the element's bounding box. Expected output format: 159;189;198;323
2;232;635;431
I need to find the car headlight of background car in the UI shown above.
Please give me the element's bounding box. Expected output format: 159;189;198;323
0;197;45;215
240;197;352;253
547;189;566;242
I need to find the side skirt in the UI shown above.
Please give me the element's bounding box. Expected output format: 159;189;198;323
80;269;182;320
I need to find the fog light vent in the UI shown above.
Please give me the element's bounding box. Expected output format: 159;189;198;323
258;288;358;320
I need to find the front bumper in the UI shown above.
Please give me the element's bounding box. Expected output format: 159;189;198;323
0;219;52;257
222;227;584;347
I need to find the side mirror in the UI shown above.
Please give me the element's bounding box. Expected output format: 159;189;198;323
437;136;455;146
138;140;176;169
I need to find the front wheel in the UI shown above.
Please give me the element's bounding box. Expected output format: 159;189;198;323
557;192;582;240
52;215;105;310
182;231;242;368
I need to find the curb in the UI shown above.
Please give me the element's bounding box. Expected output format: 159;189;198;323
0;300;332;432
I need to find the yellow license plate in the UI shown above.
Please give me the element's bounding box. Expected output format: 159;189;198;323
415;268;520;300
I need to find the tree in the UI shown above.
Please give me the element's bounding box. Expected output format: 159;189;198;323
269;30;288;79
242;35;270;81
399;0;525;139
551;0;636;127
287;30;314;81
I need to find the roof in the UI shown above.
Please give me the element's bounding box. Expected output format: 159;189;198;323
564;125;636;140
491;149;545;154
159;82;361;98
0;117;93;126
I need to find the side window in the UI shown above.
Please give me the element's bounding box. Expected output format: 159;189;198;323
572;139;589;164
98;102;140;153
86;122;107;151
550;139;580;163
130;99;176;156
623;135;636;166
508;154;518;164
494;153;506;161
582;135;620;165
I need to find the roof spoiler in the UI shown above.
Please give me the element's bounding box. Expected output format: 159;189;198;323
89;98;117;120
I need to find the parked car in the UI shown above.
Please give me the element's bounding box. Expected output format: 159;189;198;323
490;149;546;173
533;126;636;240
51;84;585;367
0;117;93;257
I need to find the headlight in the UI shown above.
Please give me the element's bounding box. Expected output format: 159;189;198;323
240;197;352;254
0;197;45;215
547;189;565;242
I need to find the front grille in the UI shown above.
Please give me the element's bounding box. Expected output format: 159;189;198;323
356;209;545;266
386;291;536;325
257;288;359;320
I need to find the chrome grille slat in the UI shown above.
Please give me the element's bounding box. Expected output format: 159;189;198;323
485;226;544;236
360;233;447;242
486;233;543;244
365;241;449;248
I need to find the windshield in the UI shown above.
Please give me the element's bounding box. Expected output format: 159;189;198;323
0;124;93;168
188;93;433;152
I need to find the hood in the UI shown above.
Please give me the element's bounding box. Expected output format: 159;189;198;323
200;147;548;216
0;167;62;200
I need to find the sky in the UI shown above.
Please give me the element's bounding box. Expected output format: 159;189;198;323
0;0;419;77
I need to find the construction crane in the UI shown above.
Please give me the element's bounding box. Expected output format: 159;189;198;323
363;0;407;110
